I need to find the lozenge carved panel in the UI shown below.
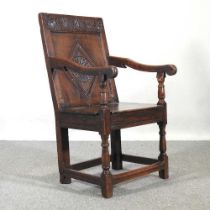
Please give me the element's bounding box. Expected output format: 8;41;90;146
66;41;96;98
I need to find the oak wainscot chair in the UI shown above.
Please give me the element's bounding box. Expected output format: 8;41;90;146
39;13;177;198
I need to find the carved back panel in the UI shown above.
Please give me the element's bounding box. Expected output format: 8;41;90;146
39;13;118;110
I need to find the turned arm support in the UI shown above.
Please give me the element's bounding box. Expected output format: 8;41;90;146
109;56;177;106
108;56;177;76
49;57;118;79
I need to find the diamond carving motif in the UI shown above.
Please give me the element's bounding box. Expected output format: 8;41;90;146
68;41;96;98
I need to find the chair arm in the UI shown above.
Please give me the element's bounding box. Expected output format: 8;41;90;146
49;57;118;78
108;56;177;76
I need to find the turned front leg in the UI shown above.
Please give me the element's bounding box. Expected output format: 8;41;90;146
100;108;113;198
158;122;168;179
157;72;168;179
99;74;113;198
100;133;113;198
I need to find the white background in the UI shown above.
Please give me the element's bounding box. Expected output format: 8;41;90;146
0;0;209;141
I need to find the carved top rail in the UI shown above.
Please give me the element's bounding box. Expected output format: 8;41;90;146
42;13;104;33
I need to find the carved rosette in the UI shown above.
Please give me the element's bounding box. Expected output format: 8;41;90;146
43;14;104;33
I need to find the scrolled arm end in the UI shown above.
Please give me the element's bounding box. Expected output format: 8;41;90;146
109;66;118;78
162;64;177;76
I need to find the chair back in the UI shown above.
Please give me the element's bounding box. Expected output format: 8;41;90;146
39;13;118;109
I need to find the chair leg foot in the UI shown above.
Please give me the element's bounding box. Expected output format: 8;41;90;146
158;154;169;179
112;164;123;170
60;173;71;184
56;125;71;184
101;173;113;198
158;121;169;179
100;132;113;198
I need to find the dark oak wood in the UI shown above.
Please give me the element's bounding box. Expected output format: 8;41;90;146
39;12;176;198
111;130;123;170
71;157;101;171
109;56;177;76
60;102;161;114
111;105;164;130
49;57;118;78
64;168;101;186
99;75;113;198
157;72;169;179
60;112;100;131
113;161;164;184
56;126;71;184
122;154;158;165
